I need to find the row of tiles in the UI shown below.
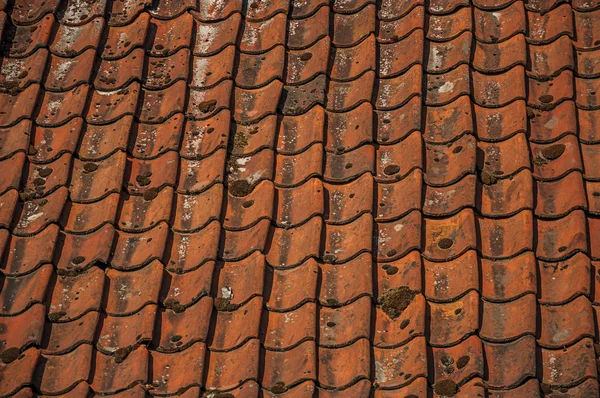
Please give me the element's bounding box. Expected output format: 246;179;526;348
4;2;600;60
1;332;599;395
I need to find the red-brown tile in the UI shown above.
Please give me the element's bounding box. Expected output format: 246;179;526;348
237;45;285;88
187;80;234;120
276;178;324;227
424;250;479;301
11;0;58;24
107;0;150;26
178;149;226;193
529;36;574;78
149;342;206;395
166;225;220;273
44;311;99;354
529;71;574;110
95;48;144;91
374;290;425;347
428;290;479;346
87;82;141;124
36;85;89;127
332;35;375;81
0;303;44;356
173;185;223;232
0;152;24;195
13;187;68;236
376;65;421;109
204;339;259;390
479;169;533;217
91;346;148;393
0;50;47;93
225;148;275;185
425;134;476;186
473;101;527;141
318;339;370;389
180;111;230;159
240;13;287;53
541;338;596;386
536;172;587;217
320;252;373;306
0;189;17;228
55;224;114;273
263;340;316;392
35;344;91;395
425;65;470;106
423;209;476;261
110;225;168;270
376;96;421;145
320;296;371;347
473;34;526;73
2;224;58;276
480;293;537;341
215;252;265;307
265;258;318;310
287;5;329;49
0;84;39;127
286;37;328;85
427;7;471;41
373;336;427;388
424;174;476;217
266;216;320;267
46;51;95;91
211;297;261;350
263;302;316;350
539;295;594;347
276;143;323;186
49;266;104;320
481;251;537;302
280;75;325;116
192;13;241;56
149;13;193;56
474;2;526;43
105;260;163;315
0;348;39;397
539;252;591;304
155;297;213;352
424;97;472;144
482;336;536;389
332;4;375;47
376;211;421;261
2;15;54;57
528;4;573;44
478;211;533;258
376;169;422;219
194;0;242;20
50;17;104;56
61;0;106;24
431;336;483;385
0;263;52;316
102;13;150;59
290;0;327;18
276;106;325;154
472;66;526;107
426;32;471;75
70;151;125;202
537;209;588;260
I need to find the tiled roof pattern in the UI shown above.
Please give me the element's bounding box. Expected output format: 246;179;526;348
0;0;600;396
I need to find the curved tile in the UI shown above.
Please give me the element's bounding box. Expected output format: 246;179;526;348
318;339;370;389
480;293;537;342
50;17;104;56
540;338;596;386
428;290;479;346
192;13;241;56
376;211;421;261
423;250;479;302
320;252;373;306
481;251;537;302
539;252;591;304
376;169;422;220
431;335;484;386
2;224;58;276
148;343;206;395
148;13;193;56
35;344;91;395
262;340;316;391
2;15;54;58
90;346;148;394
204;339;259;390
373;336;427;389
155;297;212;352
482;336;536;389
474;1;526;43
102;12;150;60
105;260;163;315
0;263;52;316
527;4;573;44
424;134;476;186
240;13;287;53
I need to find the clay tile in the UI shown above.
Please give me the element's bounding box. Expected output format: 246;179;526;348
319;295;370;347
11;0;58;24
540;338;597;386
480;293;537;341
149;0;194;18
473;101;527;141
167;224;219;273
144;49;190;89
528;4;573;44
377;133;422;182
424;250;479;301
126;152;178;195
35;344;91;395
0;152;23;194
215;252;265;307
237;45;284;88
0;50;47;93
264;302;314;349
529;36;574;78
24;152;70;194
194;0;242;21
375;96;421;144
173;184;223;232
577;76;600;110
119;188;172;231
426;32;471;74
105;260;163;315
429;0;469;13
320;252;373;305
55;225;114;272
286;37;330;85
60;0;106;25
239;13;287;53
473;34;526;74
0;190;17;228
425;175;476;217
149;342;206;394
14;187;68;236
192;14;241;56
131;117;183;159
210;297;262;350
275;143;323;186
231;117;278;156
376;170;421;219
545;379;600;397
162;265;213;312
102;13;150;59
37;85;89;127
327;71;375;112
529;71;574;110
263;342;316;391
530;101;576;143
225;148;275;186
70;151;126;202
318;339;370;388
224;180;274;230
325;104;372;153
478;211;533;258
50;17;104;56
478;133;530;178
376;211;421;261
539;252;591;304
482;336;536;388
332;4;375;47
432;335;483;386
538;209;588;260
536;172;587;218
290;0;327;18
188;81;234;121
50;54;93;93
275;182;319;228
2;15;54;57
91;346;148;394
0;347;39;397
95;48;144;91
99;306;156;354
425;67;469;107
325;173;372;223
324;213;372;263
540;295;594;348
324;144;373;183
3;225;58;277
0;263;52;316
481;251;536;302
74;118;127;160
138;81;186;123
0;119;30;160
0;84;39;127
479;169;533;217
110;225;168;270
374;286;424;346
533;135;582;180
583;142;600;180
155;297;213;352
577;47;600;78
589;181;600;214
376;65;421;110
425;134;476;186
427;7;471;41
581;109;600;145
474;2;525;43
191;48;234;90
44;311;98;354
149;14;193;57
264;258;318;309
62;193;119;233
378;5;424;42
428;290;480;346
287;6;329;50
221;217;269;260
375;378;428;397
0;303;44;354
472;66;526;107
87;82;141;124
280;75;325;116
331;35;375;81
180;112;230;159
423;209;476;261
205;339;259;390
276;106;325;154
107;0;149;26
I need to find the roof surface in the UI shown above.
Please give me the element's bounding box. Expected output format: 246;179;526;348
0;0;600;396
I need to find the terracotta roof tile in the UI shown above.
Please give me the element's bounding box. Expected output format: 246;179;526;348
2;2;600;396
